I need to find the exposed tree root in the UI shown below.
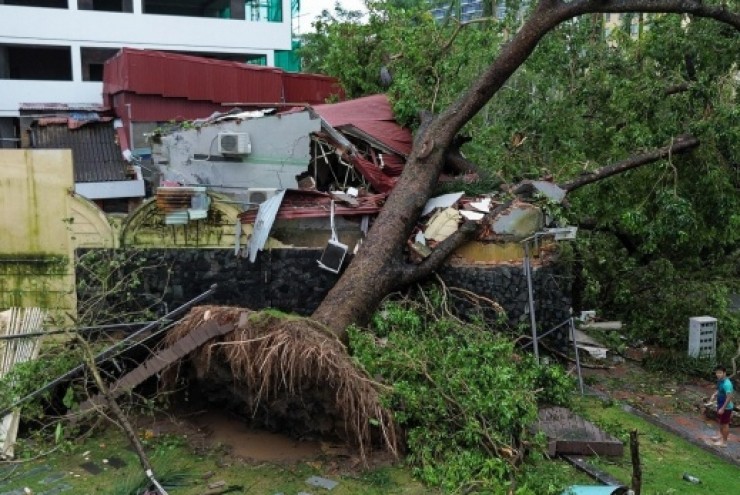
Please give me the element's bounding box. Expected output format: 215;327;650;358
162;306;399;460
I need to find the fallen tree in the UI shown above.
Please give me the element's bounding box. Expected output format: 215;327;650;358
166;0;738;476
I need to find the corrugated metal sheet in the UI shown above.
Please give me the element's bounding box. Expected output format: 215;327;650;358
104;48;337;108
156;187;194;212
282;72;344;103
110;93;229;122
248;189;286;262
105;49;282;103
31;123;128;183
239;190;386;223
19;103;107;112
313;95;413;156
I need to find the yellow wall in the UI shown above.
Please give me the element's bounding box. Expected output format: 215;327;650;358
0;150;76;322
69;194;117;249
120;195;243;248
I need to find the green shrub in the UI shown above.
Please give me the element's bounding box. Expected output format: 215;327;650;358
350;296;574;493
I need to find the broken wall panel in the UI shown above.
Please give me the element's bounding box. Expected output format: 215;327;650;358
152;111;320;195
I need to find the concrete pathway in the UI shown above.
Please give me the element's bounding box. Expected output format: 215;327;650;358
622;404;740;465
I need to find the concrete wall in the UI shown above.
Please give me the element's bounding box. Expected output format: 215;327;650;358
76;248;572;336
154;111;320;194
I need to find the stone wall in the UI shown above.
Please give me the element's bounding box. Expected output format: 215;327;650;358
77;248;572;337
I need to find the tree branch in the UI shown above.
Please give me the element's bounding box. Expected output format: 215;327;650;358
399;200;514;285
445;135;481;175
570;0;740;30
399;221;478;285
435;17;498;61
428;0;739;145
559;134;700;193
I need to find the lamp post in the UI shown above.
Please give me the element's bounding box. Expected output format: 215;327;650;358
521;227;577;364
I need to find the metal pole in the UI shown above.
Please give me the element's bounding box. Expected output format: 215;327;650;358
0;285;217;417
0;321;162;341
524;242;539;363
570;317;585;396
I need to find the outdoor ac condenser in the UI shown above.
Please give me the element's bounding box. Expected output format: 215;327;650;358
217;132;251;155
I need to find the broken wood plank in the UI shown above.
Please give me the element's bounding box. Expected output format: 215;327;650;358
75;321;233;415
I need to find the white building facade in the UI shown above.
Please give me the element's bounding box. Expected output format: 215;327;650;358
0;0;293;145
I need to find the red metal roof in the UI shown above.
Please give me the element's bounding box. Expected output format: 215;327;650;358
104;48;342;110
283;72;345;104
312;94;413;156
238;190;387;223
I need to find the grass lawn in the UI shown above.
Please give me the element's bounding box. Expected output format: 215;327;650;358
3;397;734;494
0;423;593;495
0;429;434;495
576;396;739;495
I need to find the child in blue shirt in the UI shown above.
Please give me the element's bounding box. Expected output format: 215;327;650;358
710;365;734;447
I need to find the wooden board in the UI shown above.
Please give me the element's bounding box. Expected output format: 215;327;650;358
77;319;234;414
537;407;624;457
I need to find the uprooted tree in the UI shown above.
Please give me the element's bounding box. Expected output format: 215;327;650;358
166;0;738;486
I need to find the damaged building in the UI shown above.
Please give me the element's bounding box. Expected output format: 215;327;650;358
1;47;573;339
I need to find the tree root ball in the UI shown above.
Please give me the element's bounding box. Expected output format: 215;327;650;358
162;305;399;459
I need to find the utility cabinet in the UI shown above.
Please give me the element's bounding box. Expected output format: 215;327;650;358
688;316;717;359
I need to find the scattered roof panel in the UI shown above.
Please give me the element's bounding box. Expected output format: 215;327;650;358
312;94;412;156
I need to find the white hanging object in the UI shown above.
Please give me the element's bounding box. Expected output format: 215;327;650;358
317;200;348;274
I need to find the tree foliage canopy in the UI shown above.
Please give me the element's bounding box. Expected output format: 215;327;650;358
301;0;739;349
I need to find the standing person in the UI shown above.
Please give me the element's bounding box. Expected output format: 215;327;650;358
710;365;734;447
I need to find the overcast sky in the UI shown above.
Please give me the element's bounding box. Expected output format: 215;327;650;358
296;0;368;34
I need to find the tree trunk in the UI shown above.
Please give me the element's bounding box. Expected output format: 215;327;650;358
311;1;739;339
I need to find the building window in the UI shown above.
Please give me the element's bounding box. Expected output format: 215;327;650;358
142;0;281;21
144;0;230;18
0;44;72;81
81;47;119;81
0;1;68;8
246;1;282;22
78;0;133;12
245;54;267;65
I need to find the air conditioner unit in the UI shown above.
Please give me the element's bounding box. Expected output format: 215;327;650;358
218;132;251;155
245;188;279;204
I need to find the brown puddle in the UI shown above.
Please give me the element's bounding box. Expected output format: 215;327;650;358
189;410;324;462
